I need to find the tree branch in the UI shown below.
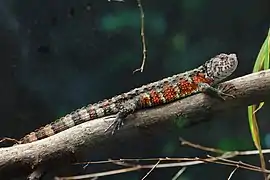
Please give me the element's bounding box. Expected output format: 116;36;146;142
1;70;270;179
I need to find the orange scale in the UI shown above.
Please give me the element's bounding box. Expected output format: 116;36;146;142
193;73;213;84
88;109;97;118
140;96;151;107
163;86;177;102
192;82;199;89
150;90;161;105
178;80;192;95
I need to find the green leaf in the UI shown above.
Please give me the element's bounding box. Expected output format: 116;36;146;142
247;28;270;178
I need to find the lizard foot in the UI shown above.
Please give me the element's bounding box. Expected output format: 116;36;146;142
0;137;20;146
198;82;235;100
104;99;137;134
104;113;124;134
216;83;236;100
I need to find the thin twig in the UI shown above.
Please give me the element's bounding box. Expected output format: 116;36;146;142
227;165;239;180
133;0;147;73
108;0;125;2
55;167;141;180
61;155;269;179
179;137;226;154
172;167;187;180
141;159;160;180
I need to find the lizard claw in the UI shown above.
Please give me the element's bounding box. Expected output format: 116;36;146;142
104;100;136;134
216;91;235;100
217;83;236;100
198;82;235;100
104;113;124;134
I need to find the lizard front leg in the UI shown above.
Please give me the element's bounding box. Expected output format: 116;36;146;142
105;98;138;134
198;82;235;100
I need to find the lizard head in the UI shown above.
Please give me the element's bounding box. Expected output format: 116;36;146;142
204;53;238;84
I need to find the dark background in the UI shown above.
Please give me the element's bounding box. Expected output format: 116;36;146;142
0;0;269;179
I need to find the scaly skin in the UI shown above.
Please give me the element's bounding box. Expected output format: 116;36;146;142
19;53;238;144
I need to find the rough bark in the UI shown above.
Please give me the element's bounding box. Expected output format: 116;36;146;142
1;70;270;179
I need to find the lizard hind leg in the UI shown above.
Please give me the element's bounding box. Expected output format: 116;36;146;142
105;99;138;134
0;137;21;146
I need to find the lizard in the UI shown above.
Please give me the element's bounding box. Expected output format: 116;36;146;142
13;53;238;144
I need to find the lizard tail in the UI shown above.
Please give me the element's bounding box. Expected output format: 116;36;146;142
19;102;114;144
19;113;79;144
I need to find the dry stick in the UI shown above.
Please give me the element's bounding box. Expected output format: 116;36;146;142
141;159;160;180
108;0;125;2
179;137;268;178
1;70;270;179
28;167;44;180
227;165;239;180
56;167;141;180
180;137;270;178
171;167;187;180
179;137;226;154
208;155;264;171
133;0;147;73
61;142;270;179
108;0;146;73
201;156;266;173
61;155;268;179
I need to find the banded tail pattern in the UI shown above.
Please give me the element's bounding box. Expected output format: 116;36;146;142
19;100;119;143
